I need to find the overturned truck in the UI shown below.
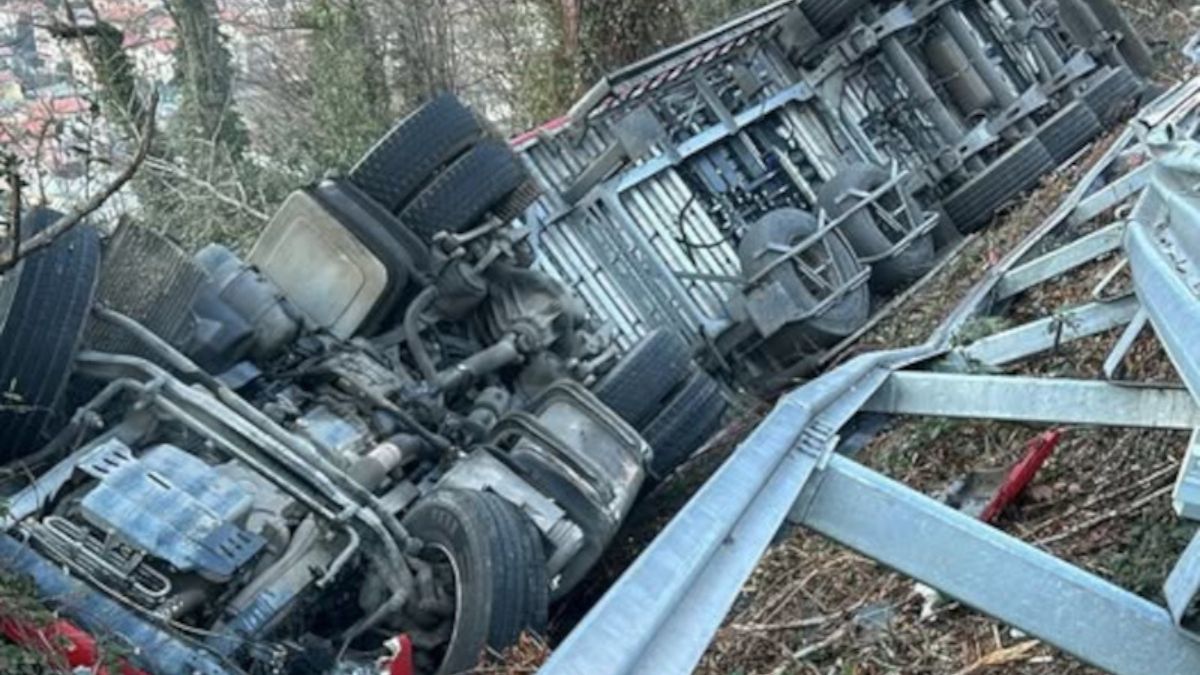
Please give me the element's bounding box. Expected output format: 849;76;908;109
515;0;1155;389
0;0;1158;674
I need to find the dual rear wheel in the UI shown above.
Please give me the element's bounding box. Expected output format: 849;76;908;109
349;94;540;245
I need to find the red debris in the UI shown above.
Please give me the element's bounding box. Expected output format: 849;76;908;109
980;429;1063;523
386;634;415;675
0;615;148;674
509;115;571;148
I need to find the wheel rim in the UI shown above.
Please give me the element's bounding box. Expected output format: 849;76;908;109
419;542;464;673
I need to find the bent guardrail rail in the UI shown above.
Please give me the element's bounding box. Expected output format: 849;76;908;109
542;78;1200;675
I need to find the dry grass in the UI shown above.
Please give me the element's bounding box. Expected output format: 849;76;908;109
476;634;554;674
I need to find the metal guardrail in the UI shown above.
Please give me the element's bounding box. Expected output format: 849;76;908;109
542;79;1200;675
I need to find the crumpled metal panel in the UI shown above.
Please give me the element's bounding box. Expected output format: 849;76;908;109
1126;142;1200;402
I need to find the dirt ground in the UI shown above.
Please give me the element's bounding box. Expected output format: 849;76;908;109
497;3;1200;674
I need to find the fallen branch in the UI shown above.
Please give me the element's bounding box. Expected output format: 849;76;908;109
766;625;848;675
0;92;158;274
1035;483;1173;548
1021;460;1177;539
952;639;1040;675
726;613;837;634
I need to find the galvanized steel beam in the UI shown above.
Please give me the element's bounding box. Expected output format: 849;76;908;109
1104;308;1150;379
961;296;1140;366
1125;147;1200;402
995;222;1127;300
864;371;1200;429
796;455;1200;675
1172;430;1200;521
1066;164;1151;228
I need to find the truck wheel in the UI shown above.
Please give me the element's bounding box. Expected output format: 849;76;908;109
0;208;100;464
1080;66;1143;125
399;140;528;243
942;137;1055;233
643;370;727;479
593;328;691;428
403;489;548;675
492;178;542;225
349;93;484;214
818;164;935;292
738;208;870;344
1036;101;1103;163
802;0;869;38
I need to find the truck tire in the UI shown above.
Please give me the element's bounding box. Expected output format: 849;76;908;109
818;164;936;292
942;137;1056;233
1036;101;1103;163
1080;66;1143;125
399;140;528;243
593;328;691;428
739;208;870;343
643;370;727;478
802;0;869;38
349;93;484;214
0;208;100;464
492;178;542;225
402;489;548;674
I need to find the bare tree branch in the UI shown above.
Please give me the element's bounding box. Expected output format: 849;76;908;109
143;157;270;222
32;117;54;206
4;155;21;266
0;93;159;274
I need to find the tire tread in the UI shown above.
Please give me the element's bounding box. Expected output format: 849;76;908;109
0;210;100;462
399;140;527;242
643;371;728;478
943;138;1056;233
593;329;691;428
349;94;483;213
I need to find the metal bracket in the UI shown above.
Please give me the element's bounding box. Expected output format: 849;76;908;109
985;85;1051;139
839;5;919;62
1043;51;1100;98
1104;308;1150;379
960;296;1141;367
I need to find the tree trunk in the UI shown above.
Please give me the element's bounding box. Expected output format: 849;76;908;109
163;0;249;157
